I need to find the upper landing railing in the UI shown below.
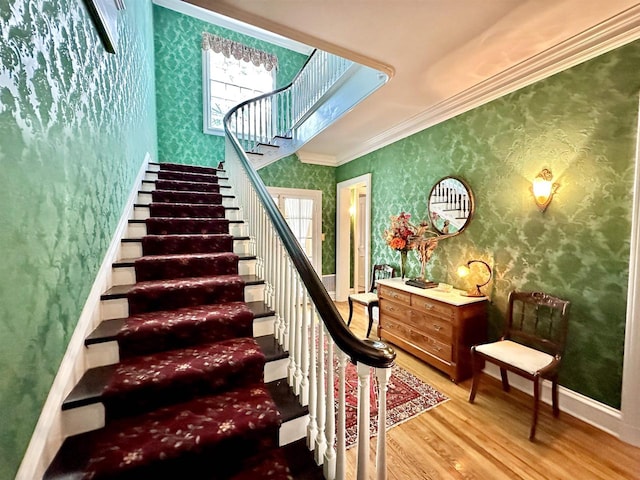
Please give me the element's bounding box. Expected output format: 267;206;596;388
224;50;394;480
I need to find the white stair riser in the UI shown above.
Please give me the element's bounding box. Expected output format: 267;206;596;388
119;238;252;259
125;221;247;239
136;191;236;208
253;315;275;337
63;358;292;438
279;414;309;446
111;259;257;286
101;284;265;321
133;205;242;221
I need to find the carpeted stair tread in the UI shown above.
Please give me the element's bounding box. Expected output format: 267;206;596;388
154;179;219;192
148;202;226;219
86;301;272;346
65;338;293;416
45;384;282;480
156;170;220;183
116;301;254;358
101;274;263;300
66;338;265;419
140;233;235;255
126;274;247;315
143;217;232;235
113;253;255;268
155;162;223;175
151;188;222;204
134;252;239;282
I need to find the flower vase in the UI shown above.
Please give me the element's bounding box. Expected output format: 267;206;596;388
400;249;408;279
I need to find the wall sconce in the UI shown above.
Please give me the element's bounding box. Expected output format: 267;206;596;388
457;259;492;297
531;168;559;212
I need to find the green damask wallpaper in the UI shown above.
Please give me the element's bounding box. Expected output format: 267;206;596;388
153;5;308;167
337;41;640;408
0;1;157;477
258;154;336;276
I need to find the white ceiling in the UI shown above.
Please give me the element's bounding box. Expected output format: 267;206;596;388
182;0;640;165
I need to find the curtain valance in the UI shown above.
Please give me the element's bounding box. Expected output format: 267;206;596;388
202;32;278;71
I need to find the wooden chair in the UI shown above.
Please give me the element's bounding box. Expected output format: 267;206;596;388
347;264;394;337
468;290;570;440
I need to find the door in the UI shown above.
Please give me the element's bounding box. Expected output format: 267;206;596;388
268;187;323;275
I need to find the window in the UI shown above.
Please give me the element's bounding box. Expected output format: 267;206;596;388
202;48;275;135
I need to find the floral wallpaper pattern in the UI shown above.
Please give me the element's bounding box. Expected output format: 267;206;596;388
258;154;337;275
337;40;640;408
0;1;157;477
153;5;308;167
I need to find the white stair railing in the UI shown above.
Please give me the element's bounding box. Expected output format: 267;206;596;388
224;49;396;480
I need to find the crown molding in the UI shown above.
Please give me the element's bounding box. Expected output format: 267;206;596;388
152;0;313;54
297;150;337;166
336;5;640;165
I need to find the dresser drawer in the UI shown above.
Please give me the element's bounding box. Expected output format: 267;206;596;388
384;317;452;362
379;298;411;320
411;295;454;320
379;285;411;306
408;310;453;342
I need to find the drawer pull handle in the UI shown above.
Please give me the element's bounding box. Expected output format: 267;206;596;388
392;293;399;298
433;324;442;331
424;303;434;310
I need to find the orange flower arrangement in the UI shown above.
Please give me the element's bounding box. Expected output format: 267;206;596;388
383;212;416;252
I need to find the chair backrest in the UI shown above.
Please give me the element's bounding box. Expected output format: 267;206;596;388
370;264;395;293
505;291;570;357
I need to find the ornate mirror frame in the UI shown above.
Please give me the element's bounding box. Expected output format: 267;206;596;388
427;176;475;235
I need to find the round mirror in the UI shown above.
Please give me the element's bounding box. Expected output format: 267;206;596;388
427;176;474;235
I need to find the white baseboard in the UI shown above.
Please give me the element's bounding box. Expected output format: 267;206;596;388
15;154;152;480
482;363;622;439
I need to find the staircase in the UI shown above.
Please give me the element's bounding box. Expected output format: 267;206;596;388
44;161;323;479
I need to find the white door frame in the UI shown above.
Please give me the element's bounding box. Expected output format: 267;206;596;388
620;97;640;446
336;173;371;302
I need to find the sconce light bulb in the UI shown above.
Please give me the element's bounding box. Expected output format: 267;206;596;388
457;265;470;277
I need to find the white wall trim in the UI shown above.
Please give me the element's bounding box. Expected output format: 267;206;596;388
336;5;640;165
619;96;640;447
336;174;371;302
153;0;313;55
297;150;337;166
15;154;152;480
482;364;622;438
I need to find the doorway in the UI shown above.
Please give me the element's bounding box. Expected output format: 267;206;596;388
336;174;371;302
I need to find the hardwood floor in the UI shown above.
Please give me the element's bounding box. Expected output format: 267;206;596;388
335;301;640;480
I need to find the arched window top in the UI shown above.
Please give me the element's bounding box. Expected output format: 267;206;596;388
202;32;278;71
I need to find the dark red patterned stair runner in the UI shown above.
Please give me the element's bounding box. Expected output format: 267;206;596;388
44;162;315;479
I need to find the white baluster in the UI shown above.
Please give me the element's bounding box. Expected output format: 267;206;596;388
288;271;298;385
323;332;337;480
300;290;310;406
294;288;306;394
356;362;370;480
307;308;318;450
375;367;392;480
335;349;348;480
315;322;327;464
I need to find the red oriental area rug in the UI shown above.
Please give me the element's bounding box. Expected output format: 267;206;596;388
338;362;448;449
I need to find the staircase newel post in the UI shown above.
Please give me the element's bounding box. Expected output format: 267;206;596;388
335;349;348;480
323;334;337;480
307;307;318;450
315;323;327;464
356;362;371;480
375;366;392;480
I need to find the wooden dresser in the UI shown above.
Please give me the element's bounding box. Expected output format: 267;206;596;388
377;278;488;382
